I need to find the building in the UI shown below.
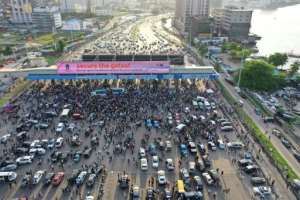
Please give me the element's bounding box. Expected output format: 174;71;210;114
213;6;253;40
174;0;210;37
95;6;112;16
9;0;33;23
31;0;47;8
32;7;62;33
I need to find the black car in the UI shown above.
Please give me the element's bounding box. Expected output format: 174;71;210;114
83;148;92;158
15;147;29;155
146;187;155;200
44;173;55;185
201;155;211;168
86;174;96;187
0;160;15;168
68;169;81;184
281;138;291;149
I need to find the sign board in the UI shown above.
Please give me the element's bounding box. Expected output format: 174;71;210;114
57;61;170;74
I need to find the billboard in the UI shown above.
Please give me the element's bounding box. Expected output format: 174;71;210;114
57;61;170;74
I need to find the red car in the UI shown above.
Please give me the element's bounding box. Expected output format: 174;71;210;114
52;172;64;186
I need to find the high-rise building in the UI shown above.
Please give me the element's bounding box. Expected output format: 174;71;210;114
32;6;62;33
174;0;210;36
213;6;253;39
9;0;33;23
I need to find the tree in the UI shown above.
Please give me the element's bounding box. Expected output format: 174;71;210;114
288;62;300;77
3;46;13;56
56;40;65;53
268;53;288;66
198;44;208;56
238;60;275;91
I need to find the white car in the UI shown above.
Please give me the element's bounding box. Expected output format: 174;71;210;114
208;141;217;151
165;140;172;151
139;147;146;158
0;134;11;143
227;141;244;149
56;122;65;133
152;156;159;168
202;172;214;185
157;170;167;185
140;158;148;171
253;186;272;197
29;148;46;156
30;140;41;148
55;137;64;148
76;171;88;185
188;142;197;153
85;196;94;200
166;158;174;170
33;170;45;184
16;156;33;165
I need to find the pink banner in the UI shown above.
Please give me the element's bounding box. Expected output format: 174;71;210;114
57;61;170;74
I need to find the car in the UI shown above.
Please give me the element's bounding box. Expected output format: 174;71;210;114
118;174;130;189
189;161;196;174
166;158;174;170
157;170;167;185
67;123;76;132
52;172;64;186
188;142;197;153
73;152;81;163
56;122;65;133
165;140;172;151
194;176;203;191
21;174;32;187
30;140;41;148
139;148;146;158
238;159;253;168
180;168;190;185
202;172;214;185
0;164;17;171
85;196;95;200
0;134;11;144
244;165;260;174
29;148;46;156
146;187;155;200
281;138;291;148
44;173;55;185
227;141;244;149
250;177;266;185
33;170;45;184
140;158;148;171
16;156;33;165
208;169;219;182
131;186;140;200
253;186;272;197
197;143;206;155
152;156;159;168
55;137;64;148
202;155;211;168
207;141;217;151
86;173;96;187
164;188;172;199
291;149;300;162
76;171;88;185
34;123;49;129
184;191;203;199
180;144;188;157
148;143;157;156
83;148;92;158
47;139;55;149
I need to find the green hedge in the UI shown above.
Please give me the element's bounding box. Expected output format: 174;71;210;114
216;80;299;181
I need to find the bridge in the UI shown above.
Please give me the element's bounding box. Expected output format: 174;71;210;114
0;54;219;80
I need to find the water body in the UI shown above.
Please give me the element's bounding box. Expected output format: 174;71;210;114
251;4;300;56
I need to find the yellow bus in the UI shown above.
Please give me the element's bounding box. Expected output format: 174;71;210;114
177;180;185;194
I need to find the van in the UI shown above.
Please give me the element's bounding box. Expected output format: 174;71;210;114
0;172;18;182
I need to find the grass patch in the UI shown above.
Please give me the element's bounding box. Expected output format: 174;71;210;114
0;80;32;108
34;33;55;45
216;80;299;181
45;55;61;65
